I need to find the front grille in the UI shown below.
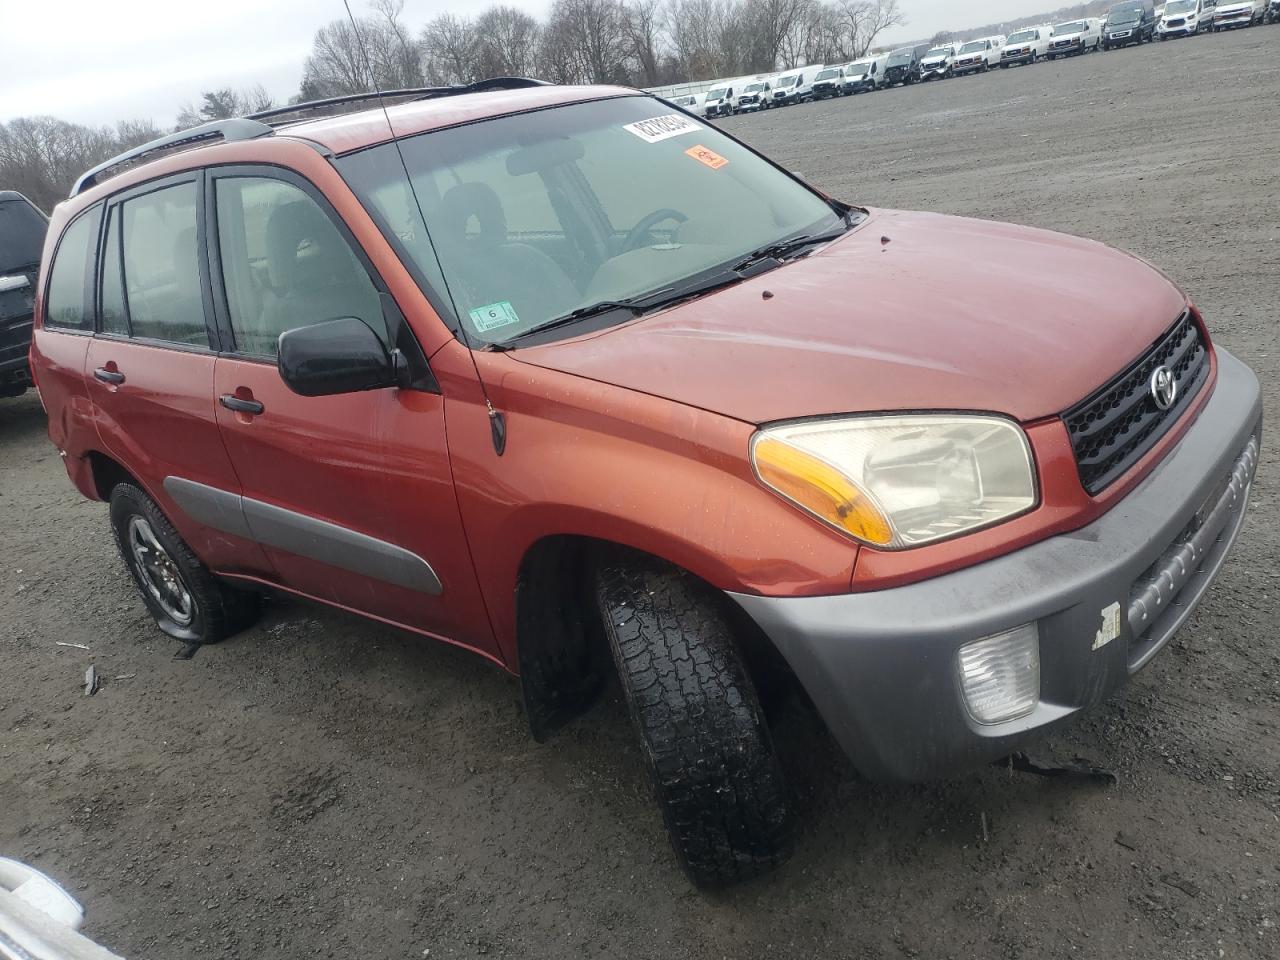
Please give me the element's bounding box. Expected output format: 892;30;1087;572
1168;17;1186;26
1064;311;1210;494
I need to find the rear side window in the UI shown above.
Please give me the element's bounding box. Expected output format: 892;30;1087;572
119;181;208;347
213;176;385;357
44;205;103;331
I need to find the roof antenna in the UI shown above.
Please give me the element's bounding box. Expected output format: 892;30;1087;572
341;0;506;455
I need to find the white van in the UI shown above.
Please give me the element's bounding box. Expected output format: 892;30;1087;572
1157;0;1216;35
919;44;960;80
1048;18;1104;55
703;83;736;118
952;36;1005;75
811;66;846;99
841;56;886;93
736;80;773;112
771;68;817;106
665;93;707;118
1000;26;1054;66
1213;0;1265;29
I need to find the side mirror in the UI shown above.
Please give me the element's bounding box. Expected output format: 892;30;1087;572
278;317;399;397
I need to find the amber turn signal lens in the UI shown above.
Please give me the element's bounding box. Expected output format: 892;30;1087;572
753;436;894;545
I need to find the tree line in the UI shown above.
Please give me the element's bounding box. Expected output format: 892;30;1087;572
298;0;905;97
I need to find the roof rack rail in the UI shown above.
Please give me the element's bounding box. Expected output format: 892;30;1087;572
247;77;550;126
71;117;273;197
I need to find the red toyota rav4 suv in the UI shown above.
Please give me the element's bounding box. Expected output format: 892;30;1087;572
31;80;1260;887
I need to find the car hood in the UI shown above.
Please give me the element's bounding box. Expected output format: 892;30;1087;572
511;209;1189;426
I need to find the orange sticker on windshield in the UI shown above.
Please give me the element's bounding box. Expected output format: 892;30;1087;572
685;145;728;170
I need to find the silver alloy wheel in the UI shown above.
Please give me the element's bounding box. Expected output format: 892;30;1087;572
127;516;195;626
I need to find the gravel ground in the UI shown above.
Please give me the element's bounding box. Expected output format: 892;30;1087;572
3;25;1280;960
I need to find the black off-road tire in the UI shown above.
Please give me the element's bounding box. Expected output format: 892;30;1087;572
109;483;261;644
594;558;792;887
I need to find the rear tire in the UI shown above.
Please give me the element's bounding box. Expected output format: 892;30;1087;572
594;557;793;887
109;483;261;644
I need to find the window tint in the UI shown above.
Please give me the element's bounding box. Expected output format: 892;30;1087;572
99;206;128;336
0;198;47;272
44;205;102;331
120;182;208;347
215;176;385;357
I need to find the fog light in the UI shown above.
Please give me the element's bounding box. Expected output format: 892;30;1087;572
958;624;1040;724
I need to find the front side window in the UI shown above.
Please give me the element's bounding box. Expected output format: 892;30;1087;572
44;205;102;331
339;96;841;345
214;176;385;357
118;182;208;347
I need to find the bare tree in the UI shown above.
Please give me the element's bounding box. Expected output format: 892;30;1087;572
748;0;813;70
624;0;666;85
174;85;276;130
422;13;479;84
544;0;632;84
837;0;905;59
474;6;542;78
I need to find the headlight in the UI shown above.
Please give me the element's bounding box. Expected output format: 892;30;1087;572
751;415;1037;549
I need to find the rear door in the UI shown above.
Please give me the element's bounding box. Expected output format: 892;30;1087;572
205;166;495;657
85;172;271;576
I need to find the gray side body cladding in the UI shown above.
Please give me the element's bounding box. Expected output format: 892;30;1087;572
163;476;443;595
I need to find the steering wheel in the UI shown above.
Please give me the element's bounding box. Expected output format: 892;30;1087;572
621;208;689;252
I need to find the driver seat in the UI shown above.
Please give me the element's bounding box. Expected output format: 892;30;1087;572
437;183;580;331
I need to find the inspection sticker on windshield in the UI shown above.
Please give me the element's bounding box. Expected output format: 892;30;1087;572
624;114;701;143
1093;601;1121;651
685;144;728;170
469;301;520;332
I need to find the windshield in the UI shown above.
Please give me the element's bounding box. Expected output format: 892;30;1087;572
777;75;798;88
845;63;870;76
1109;2;1143;19
1165;0;1195;11
744;83;765;93
337;97;842;345
816;69;839;80
924;47;951;58
0;198;48;272
886;52;911;66
959;41;986;53
1008;30;1037;42
1055;21;1086;33
707;87;728;100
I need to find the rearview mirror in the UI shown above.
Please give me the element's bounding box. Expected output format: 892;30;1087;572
278;317;398;397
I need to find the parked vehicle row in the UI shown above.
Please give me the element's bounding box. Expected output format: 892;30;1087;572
0;190;49;399
657;0;1279;121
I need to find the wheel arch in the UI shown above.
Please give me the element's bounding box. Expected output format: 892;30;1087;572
514;532;791;742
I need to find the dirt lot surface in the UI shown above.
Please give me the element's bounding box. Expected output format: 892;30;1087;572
4;26;1280;960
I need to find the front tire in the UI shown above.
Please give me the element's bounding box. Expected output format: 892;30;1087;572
595;558;793;887
110;483;261;644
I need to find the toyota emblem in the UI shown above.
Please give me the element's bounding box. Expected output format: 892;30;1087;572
1149;366;1177;411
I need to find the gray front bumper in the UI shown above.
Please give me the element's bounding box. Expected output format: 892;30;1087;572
732;349;1261;782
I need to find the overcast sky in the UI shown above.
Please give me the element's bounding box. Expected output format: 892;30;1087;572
0;0;1063;128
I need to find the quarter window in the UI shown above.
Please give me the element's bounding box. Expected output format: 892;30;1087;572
44;205;102;331
214;176;385;357
119;182;208;347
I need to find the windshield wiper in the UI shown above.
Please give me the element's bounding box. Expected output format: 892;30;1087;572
732;225;850;273
494;223;853;348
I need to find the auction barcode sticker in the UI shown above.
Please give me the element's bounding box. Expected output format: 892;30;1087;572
623;114;701;143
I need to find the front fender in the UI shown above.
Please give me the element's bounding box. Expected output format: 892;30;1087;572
434;345;858;668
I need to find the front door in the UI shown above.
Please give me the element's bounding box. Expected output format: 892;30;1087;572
205;168;495;659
